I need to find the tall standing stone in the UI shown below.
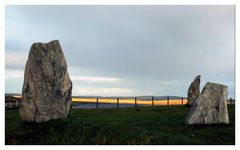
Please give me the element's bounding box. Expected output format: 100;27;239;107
187;75;201;105
185;82;229;124
20;40;72;123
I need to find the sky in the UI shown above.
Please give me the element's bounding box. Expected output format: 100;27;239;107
5;5;235;98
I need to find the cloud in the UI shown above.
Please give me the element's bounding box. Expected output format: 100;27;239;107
71;76;122;83
72;87;138;96
5;69;24;94
5;5;235;98
5;51;28;69
5;69;24;79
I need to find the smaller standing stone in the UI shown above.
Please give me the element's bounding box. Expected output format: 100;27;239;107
187;75;201;105
185;82;229;124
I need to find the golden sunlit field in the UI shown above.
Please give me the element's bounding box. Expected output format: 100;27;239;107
72;98;188;106
13;96;188;106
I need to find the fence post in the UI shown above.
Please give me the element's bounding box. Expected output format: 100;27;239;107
152;96;154;107
181;97;183;106
117;98;119;109
167;97;169;106
135;97;137;108
96;98;99;109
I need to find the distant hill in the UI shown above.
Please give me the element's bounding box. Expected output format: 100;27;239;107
136;96;187;101
5;93;22;97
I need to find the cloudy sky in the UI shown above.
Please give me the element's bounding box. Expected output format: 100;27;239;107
5;5;235;98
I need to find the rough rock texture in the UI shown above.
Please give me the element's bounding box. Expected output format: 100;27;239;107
185;82;229;124
20;40;72;123
187;75;201;105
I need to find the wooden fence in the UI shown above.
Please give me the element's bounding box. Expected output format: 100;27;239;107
72;96;188;109
72;96;235;109
5;96;235;109
5;101;20;109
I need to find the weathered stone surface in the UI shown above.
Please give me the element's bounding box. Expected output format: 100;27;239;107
20;40;72;123
187;75;201;105
185;82;229;124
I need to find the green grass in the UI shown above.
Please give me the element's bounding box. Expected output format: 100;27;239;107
5;105;235;145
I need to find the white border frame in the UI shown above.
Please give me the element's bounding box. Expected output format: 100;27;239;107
1;0;239;149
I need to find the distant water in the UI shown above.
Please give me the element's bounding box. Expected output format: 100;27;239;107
72;103;148;109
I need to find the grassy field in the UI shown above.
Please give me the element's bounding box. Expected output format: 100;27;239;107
5;105;235;145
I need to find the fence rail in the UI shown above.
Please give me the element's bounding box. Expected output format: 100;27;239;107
71;96;235;109
72;96;189;109
4;96;235;109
